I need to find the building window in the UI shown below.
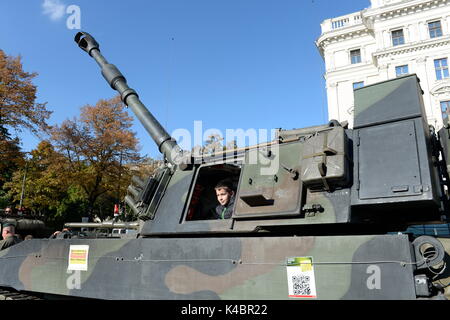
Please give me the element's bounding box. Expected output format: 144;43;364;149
332;19;347;29
435;58;449;80
353;81;364;90
441;101;450;119
428;21;443;39
350;49;361;64
391;29;405;46
395;65;409;77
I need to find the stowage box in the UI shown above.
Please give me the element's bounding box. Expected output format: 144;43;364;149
301;126;349;191
351;75;441;218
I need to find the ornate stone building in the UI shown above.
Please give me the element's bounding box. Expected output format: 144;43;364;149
316;0;450;129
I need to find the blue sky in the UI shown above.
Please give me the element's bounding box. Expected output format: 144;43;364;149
1;0;370;159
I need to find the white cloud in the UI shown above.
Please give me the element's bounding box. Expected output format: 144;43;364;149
42;0;66;21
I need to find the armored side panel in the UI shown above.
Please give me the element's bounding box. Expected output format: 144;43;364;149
439;117;450;177
351;75;441;221
353;74;425;128
140;169;196;235
1;234;443;300
235;142;303;218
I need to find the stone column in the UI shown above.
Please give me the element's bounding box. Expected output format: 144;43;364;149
416;56;436;124
378;63;389;81
327;82;340;121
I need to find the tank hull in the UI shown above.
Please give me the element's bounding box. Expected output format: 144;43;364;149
1;234;446;300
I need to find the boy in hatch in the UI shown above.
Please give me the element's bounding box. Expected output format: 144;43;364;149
212;180;235;220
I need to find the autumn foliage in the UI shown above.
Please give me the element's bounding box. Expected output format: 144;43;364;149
5;96;144;225
0;49;52;208
1;50;146;226
0;50;51;135
50;96;141;220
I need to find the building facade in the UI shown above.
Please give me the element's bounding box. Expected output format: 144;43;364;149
316;0;450;130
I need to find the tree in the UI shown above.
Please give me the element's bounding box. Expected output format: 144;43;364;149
0;50;51;135
0;50;51;207
194;134;237;158
0;126;24;183
203;133;224;156
4;141;65;211
0;126;24;207
4;140;88;228
51;95;141;220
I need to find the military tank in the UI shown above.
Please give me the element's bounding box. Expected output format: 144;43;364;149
0;32;448;300
0;212;51;239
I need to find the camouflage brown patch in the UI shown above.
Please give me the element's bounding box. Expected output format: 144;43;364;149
165;237;314;295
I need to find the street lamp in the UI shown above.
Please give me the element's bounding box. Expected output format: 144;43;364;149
19;152;31;214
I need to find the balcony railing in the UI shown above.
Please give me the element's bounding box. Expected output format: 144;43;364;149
321;13;363;33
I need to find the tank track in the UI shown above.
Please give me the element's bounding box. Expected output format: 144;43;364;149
0;287;42;300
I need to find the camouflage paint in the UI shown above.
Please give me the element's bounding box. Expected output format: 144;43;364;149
0;234;432;300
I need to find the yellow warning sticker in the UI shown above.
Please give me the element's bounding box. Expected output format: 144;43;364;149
68;245;89;271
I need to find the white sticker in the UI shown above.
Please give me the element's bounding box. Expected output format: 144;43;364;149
286;256;317;298
67;245;89;271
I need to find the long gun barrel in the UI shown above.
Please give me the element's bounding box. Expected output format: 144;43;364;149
64;221;139;229
74;32;188;167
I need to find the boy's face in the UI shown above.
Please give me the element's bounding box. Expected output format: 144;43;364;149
215;187;233;206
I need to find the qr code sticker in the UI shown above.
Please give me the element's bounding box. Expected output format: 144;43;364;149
287;256;316;298
292;275;311;296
